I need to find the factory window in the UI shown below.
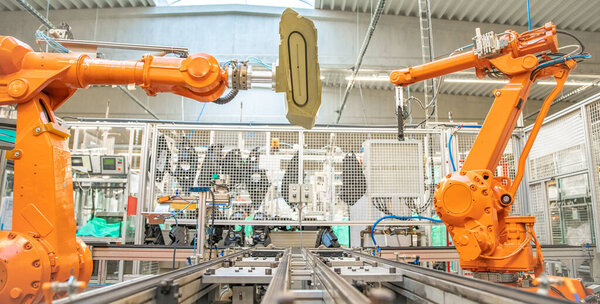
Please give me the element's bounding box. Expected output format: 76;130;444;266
164;0;315;8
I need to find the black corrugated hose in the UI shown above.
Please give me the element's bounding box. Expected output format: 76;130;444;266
212;89;239;105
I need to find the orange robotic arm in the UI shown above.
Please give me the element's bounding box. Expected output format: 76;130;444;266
0;36;232;304
0;36;228;109
390;23;584;280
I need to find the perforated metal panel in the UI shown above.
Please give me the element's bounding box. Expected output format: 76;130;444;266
453;131;522;215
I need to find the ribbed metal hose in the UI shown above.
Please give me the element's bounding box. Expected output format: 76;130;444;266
212;89;239;105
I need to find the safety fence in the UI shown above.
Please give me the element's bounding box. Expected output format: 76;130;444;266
525;92;600;246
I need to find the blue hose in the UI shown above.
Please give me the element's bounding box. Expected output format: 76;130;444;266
370;216;443;252
448;133;457;172
448;125;482;172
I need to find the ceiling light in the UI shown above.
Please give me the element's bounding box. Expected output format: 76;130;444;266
444;79;507;84
444;79;593;86
344;76;389;81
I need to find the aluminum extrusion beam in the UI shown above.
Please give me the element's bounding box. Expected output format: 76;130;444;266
341;248;571;304
55;249;250;304
261;249;291;303
305;248;371;304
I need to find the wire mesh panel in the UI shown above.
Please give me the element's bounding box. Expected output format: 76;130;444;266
148;126;443;224
363;140;424;219
586;100;600;233
527;110;593;245
151;126;299;223
454;131;522;214
529;183;550;244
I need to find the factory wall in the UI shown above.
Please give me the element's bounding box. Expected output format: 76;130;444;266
1;5;599;124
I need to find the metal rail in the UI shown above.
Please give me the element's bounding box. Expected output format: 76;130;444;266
261;248;291;303
61;246;581;303
55;249;250;304
305;248;371;304
341;248;572;304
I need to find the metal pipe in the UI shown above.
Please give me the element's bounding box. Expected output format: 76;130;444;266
335;0;387;124
14;0;55;29
51;39;189;57
117;86;161;120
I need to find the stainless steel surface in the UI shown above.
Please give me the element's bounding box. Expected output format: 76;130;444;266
56;248;251;304
306;248;371;304
79;246;585;303
341;248;571;304
261;249;291;303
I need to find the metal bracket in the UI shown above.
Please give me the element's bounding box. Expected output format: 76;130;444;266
155;280;181;304
32;122;70;139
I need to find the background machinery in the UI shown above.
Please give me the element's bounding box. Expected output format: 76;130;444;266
391;22;591;300
0;8;321;303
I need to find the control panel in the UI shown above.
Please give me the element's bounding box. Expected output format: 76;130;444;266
100;155;127;175
288;184;313;204
71;154;93;173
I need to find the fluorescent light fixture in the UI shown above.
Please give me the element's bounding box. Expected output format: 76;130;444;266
344;76;389;81
538;81;594;86
444;79;593;86
444;79;508;84
320;76;325;80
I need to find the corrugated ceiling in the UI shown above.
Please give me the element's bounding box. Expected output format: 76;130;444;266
0;0;155;11
315;0;600;32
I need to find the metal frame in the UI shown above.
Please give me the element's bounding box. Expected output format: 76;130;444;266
523;92;600;251
146;123;446;226
71;246;575;304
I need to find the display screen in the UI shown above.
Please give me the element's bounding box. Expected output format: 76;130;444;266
72;157;83;167
102;158;116;170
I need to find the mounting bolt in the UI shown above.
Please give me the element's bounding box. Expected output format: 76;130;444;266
265;268;272;275
500;194;512;206
334;268;341;274
389;267;396;273
8;79;28;99
13;151;20;157
35;127;41;133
